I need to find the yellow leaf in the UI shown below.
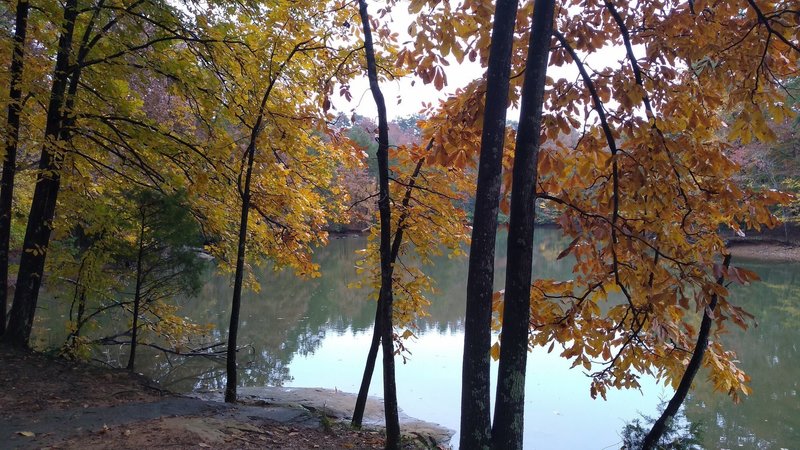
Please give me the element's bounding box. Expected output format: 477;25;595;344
490;342;501;361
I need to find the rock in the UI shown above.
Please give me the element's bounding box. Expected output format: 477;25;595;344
194;386;454;446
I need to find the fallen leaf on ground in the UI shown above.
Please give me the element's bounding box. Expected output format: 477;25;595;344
17;431;35;437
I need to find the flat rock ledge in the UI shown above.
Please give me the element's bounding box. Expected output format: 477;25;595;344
194;386;454;447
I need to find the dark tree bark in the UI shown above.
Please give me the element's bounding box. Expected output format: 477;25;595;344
127;209;147;371
5;0;79;347
352;302;382;428
356;0;400;447
460;0;520;448
224;113;260;404
352;155;425;428
491;1;555;449
642;254;732;449
5;0;101;346
0;0;31;337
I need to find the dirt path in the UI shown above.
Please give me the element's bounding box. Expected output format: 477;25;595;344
0;345;452;449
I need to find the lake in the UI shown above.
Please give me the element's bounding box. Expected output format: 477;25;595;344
33;228;800;449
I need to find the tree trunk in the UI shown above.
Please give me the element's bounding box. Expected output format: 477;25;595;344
224;129;259;403
356;0;400;447
0;0;30;337
491;1;555;448
642;254;732;449
127;210;147;371
352;302;382;428
352;155;425;428
460;0;520;448
76;290;86;337
5;0;79;347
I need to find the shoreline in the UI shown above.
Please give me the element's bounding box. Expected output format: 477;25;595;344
194;386;454;445
330;227;800;263
0;345;452;449
726;239;800;262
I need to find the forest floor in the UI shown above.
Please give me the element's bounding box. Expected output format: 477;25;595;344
0;345;451;449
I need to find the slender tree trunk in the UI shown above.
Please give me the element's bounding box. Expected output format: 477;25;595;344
0;0;31;337
642;254;732;449
75;290;86;337
352;302;382;427
491;2;555;448
5;0;79;347
460;0;520;447
65;288;87;346
356;1;400;447
127;210;147;371
66;259;86;345
224;130;259;403
352;155;425;428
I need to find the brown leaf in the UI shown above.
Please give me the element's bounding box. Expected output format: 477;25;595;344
557;237;580;260
712;263;723;279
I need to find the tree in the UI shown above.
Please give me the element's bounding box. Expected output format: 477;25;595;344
457;0;520;446
642;254;737;448
491;0;555;448
5;0;81;346
4;0;207;347
526;0;796;403
399;0;796;445
122;189;204;371
44;178;208;363
0;0;31;336
351;136;471;428
356;0;401;445
182;0;363;403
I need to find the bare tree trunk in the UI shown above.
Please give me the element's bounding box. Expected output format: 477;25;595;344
491;2;555;449
0;0;30;337
356;0;400;446
459;0;520;448
642;254;732;449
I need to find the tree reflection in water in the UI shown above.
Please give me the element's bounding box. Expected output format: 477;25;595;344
683;260;800;449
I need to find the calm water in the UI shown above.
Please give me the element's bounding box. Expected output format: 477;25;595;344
34;229;799;449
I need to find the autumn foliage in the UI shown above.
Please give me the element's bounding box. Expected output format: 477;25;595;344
1;0;798;446
398;0;798;411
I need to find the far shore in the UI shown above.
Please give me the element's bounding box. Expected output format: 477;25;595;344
330;225;800;263
726;239;800;262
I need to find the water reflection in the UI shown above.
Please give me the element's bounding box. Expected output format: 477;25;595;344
149;228;574;391
684;260;800;449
